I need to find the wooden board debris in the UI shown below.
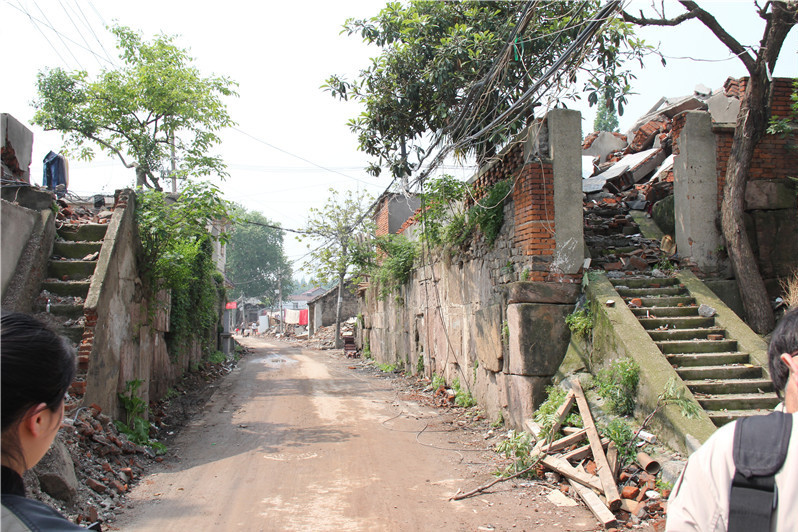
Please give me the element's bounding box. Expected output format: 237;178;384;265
568;478;618;529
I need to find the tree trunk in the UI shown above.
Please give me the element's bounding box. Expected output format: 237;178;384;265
136;166;146;189
334;273;344;349
720;73;775;334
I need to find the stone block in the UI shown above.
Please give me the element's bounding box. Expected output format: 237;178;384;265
747;209;798;278
474;304;503;372
506;281;580;304
582;131;628;163
745;179;796;211
33;439;78;502
707;91;740;124
503;374;550;429
506;303;572;376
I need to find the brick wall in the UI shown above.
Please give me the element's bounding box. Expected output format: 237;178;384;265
513;161;555;260
374;196;391;237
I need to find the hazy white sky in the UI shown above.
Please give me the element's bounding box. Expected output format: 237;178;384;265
2;0;796;272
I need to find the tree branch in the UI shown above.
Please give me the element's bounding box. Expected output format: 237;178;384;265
678;1;756;72
621;7;701;26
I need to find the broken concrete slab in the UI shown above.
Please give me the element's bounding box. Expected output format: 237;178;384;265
582;131;628;164
707;90;741;124
506;282;581;305
651;154;675;183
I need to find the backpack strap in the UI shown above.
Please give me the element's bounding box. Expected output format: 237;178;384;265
728;411;792;532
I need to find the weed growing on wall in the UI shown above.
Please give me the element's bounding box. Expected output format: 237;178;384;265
419;175;470;248
432;373;446;389
416;355;424;375
136;182;230;362
471;179;512;246
452;378;476;407
565;307;593;338
592;358;640;416
601;418;637;467
374;234;418;300
378;362;397;373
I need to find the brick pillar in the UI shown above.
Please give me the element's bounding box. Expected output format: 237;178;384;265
674;111;720;272
548;109;584;275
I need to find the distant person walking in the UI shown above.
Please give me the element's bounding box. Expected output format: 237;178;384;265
666;307;798;531
1;312;86;531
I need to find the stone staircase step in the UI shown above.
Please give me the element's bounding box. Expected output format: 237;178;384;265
61;325;84;344
632;296;695;308
53;241;103;259
666;351;749;367
609;277;681;288
57;224;108;242
676;364;764;381
33;302;84;319
684;378;775;395
41;280;90;298
48;260;97;280
707;410;776;427
695;393;780;412
638;316;716;330
616;286;686;297
656;339;738;354
649;328;724;342
631;306;699;318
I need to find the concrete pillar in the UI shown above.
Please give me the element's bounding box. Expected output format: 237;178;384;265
1;113;34;183
548;109;584;274
674;111;720;272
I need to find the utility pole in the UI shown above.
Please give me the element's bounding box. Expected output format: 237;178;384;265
278;273;283;335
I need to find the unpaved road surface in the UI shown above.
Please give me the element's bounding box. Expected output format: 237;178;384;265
112;337;619;531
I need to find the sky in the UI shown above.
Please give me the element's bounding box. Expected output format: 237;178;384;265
2;0;796;279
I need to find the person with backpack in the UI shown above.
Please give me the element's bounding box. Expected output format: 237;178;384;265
666;307;798;531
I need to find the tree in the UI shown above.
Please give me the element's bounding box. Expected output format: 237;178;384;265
325;1;648;180
301;189;374;347
226;206;292;303
593;97;620;132
622;1;797;333
32;25;237;190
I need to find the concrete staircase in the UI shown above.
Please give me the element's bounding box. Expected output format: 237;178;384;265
609;275;779;427
34;223;107;347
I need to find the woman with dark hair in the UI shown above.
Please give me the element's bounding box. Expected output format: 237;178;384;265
1;312;86;531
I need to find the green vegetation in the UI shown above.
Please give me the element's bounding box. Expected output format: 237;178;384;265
520;268;531;282
495;430;538;478
501;320;509;346
115;379;166;454
471;179;512;246
373;234;419;300
419;175;471;248
592;358;640;416
452;378;476;407
163;387;180;401
136;182;229;362
32;24;237;190
378;363;397;373
593;96;620;132
566;307;594;339
208;350;225;364
601;418;637;467
416;355;424;375
491;411;505;428
654;258;675;272
363;338;372;359
534;385;583;440
432;373;446;390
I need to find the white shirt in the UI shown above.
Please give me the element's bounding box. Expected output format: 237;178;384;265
666;412;798;531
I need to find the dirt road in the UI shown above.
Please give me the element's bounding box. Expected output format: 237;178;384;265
112;337;608;531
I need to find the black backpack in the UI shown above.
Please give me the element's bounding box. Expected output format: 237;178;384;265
729;411;792;532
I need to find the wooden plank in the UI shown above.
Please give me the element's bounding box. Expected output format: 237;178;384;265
550;390;576;438
524;419;543;441
563;426;582;435
606;442;620;482
562;437;609;462
543;428;587;453
568;478;618;529
540;455;604;494
571;380;622;511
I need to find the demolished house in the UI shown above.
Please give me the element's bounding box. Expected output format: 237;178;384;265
581;76;797;297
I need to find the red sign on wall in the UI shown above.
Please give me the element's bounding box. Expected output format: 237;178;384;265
225;302;237;309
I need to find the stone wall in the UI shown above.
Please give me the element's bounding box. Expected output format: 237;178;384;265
361;110;583;429
308;282;359;336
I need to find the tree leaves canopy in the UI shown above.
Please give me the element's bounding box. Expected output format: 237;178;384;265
32;25;238;190
325;1;648;180
226;206;292;303
300;188;375;285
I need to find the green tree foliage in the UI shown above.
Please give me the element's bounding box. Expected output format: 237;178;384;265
325;1;647;178
32;25;237;190
226;206;292;303
373;234;419;300
418;174;471;247
300;188;374;347
593;97;620;132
